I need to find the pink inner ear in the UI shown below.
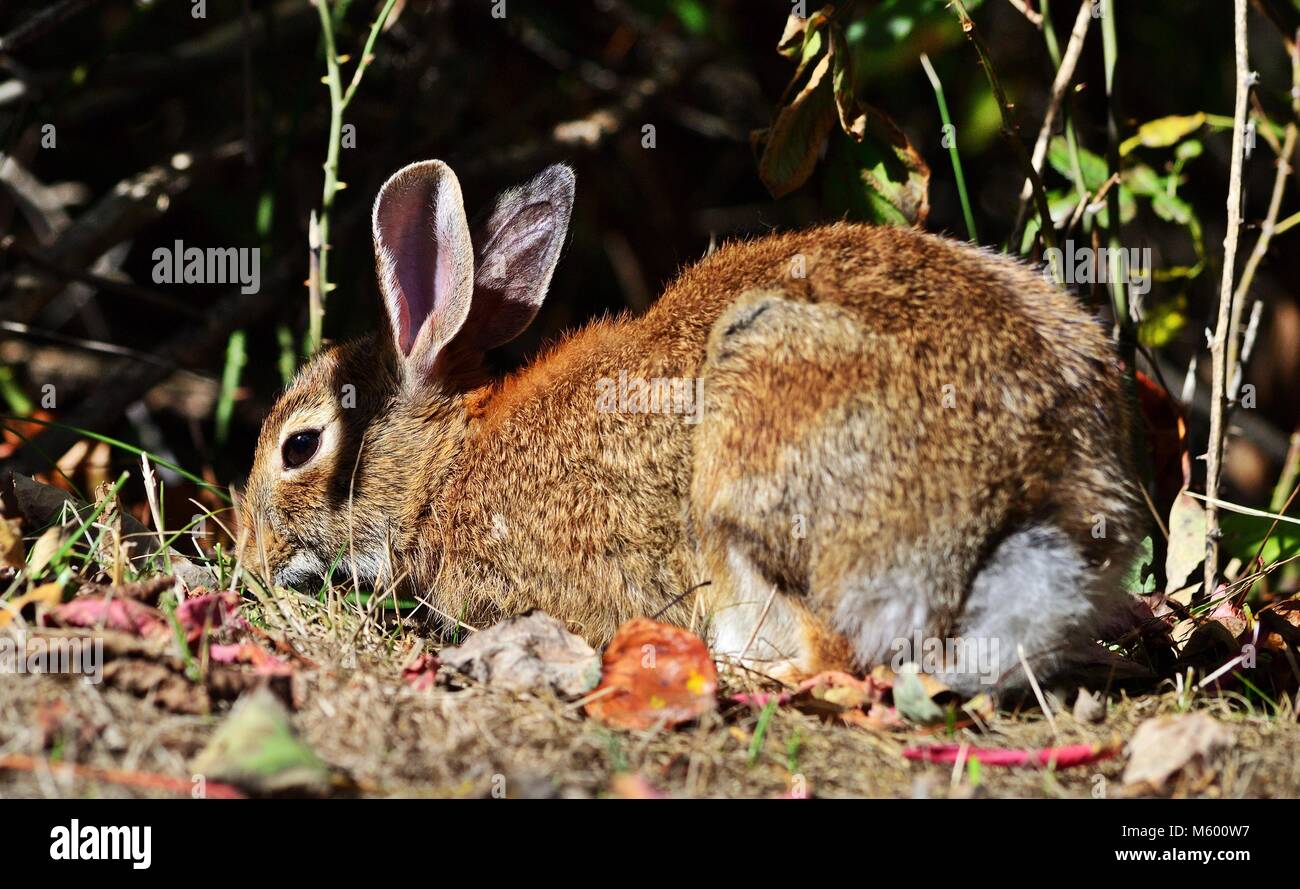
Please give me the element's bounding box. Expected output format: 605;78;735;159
383;189;440;355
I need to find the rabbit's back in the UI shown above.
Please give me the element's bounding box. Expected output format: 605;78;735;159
684;224;1141;688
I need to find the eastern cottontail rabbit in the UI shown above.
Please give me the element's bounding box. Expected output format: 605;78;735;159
241;159;1142;693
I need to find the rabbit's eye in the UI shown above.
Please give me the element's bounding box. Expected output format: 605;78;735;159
282;430;321;469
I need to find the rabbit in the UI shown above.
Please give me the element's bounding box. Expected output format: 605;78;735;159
239;158;1143;694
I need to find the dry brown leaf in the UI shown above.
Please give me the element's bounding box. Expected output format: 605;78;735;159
1122;712;1235;792
440;610;600;697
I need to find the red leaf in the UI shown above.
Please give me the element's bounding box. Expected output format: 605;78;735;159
44;597;167;637
176;591;247;641
585;618;718;731
208;642;293;677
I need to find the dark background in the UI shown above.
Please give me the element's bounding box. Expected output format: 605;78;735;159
1;0;1297;519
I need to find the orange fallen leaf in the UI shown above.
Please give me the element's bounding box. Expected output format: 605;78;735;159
585;618;717;731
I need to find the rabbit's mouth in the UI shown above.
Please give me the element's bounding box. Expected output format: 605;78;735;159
272;550;330;589
273;548;388;591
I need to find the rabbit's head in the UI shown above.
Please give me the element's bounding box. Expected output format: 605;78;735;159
239;160;574;590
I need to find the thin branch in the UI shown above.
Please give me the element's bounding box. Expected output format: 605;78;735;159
1226;29;1299;402
1005;0;1044;28
950;0;1059;256
1205;0;1253;597
306;0;401;357
1017;0;1093;209
0;0;105;53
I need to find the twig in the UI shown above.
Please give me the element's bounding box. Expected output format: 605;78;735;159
1017;0;1092;214
950;0;1059;256
0;0;104;53
1226;30;1299;404
0;235;203;319
1005;0;1043;28
1205;0;1253;597
0;752;245;799
306;0;401;356
1016;643;1058;738
0;320;175;369
0;141;245;323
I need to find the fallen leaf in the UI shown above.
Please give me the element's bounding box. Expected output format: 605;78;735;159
44;596;168;637
891;663;946;725
191;687;332;795
27;526;63;577
103;659;211;714
8;474;217;590
609;773;665;799
585;618;717;731
79;575;175;604
440;610;601;697
730;670;891;728
1122;712;1234;791
208;643;293;677
175;590;247;641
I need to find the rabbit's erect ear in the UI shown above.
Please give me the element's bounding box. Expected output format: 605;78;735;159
372;160;475;380
463;164;575;350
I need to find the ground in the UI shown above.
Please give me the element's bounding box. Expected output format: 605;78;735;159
3;591;1298;799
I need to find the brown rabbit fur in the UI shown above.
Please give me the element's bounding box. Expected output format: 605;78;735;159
241;159;1143;693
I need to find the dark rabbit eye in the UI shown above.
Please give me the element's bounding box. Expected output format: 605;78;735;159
281;430;321;469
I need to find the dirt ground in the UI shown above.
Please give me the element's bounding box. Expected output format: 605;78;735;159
3;599;1298;799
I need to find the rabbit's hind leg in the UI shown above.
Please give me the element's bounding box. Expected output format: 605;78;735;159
695;534;853;682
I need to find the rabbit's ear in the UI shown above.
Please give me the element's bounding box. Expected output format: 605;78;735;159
372;160;475;380
463;164;575;350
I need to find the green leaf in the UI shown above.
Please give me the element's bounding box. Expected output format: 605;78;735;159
191;688;333;795
1139;293;1188;348
1019;189;1082;253
1175;139;1204;161
668;0;709;35
1047;136;1108;191
822;113;930;225
757;9;839;199
1220;512;1300;569
1120;112;1207;156
1151;190;1195;226
846;0;986;50
776;4;833;61
1122;536;1157;596
893;665;944;725
829;26;866;140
